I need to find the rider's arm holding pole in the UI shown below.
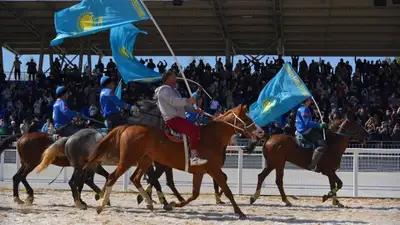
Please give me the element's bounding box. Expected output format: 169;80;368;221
59;100;79;120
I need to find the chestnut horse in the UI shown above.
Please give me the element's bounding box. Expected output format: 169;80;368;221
86;104;258;219
246;116;368;208
0;132;109;205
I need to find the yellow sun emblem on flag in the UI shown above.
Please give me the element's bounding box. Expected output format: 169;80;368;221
78;12;95;31
119;46;132;59
262;99;276;114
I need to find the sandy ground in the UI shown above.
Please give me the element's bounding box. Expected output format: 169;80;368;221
0;189;399;225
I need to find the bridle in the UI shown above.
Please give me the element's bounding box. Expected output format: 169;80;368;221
335;119;367;141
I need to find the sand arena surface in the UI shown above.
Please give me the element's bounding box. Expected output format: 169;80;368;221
0;189;399;225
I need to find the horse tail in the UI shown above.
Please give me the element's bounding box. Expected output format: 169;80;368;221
85;126;130;169
36;137;68;173
0;134;23;156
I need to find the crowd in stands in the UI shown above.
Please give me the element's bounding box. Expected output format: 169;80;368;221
0;54;400;142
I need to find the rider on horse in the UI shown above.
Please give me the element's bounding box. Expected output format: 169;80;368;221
53;86;81;137
99;76;138;131
295;97;327;171
154;71;207;166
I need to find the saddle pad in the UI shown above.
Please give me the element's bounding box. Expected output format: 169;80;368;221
295;133;314;149
164;129;183;143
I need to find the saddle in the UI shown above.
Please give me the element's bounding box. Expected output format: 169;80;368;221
295;131;315;150
164;127;185;143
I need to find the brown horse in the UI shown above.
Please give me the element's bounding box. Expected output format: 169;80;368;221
86;104;259;219
0;132;109;205
246;116;368;208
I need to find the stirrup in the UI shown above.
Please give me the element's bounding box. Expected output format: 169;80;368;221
190;157;207;166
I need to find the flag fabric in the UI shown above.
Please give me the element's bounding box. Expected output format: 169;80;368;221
115;80;123;100
51;0;149;46
249;63;312;127
110;24;161;83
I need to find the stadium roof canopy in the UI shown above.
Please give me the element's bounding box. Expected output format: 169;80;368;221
0;0;399;57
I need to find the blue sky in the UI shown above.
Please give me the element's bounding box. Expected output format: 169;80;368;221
1;47;386;74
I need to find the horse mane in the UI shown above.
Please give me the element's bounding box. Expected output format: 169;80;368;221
329;119;345;132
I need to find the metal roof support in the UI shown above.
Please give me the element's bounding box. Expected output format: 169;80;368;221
0;43;3;70
87;41;92;73
79;40;84;73
49;53;54;73
1;2;67;56
38;39;45;72
209;0;236;55
225;38;232;65
2;43;19;55
272;0;285;56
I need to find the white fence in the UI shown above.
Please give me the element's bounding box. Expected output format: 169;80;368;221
1;145;400;198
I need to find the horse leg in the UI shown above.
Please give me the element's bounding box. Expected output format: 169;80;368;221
250;166;273;205
84;169;111;206
165;166;185;202
71;168;87;210
94;165;109;200
137;165;158;205
12;164;26;204
331;172;344;208
208;167;246;220
19;165;35;205
214;146;228;205
275;167;292;206
97;162;131;214
168;173;203;209
131;155;154;210
213;172;227;205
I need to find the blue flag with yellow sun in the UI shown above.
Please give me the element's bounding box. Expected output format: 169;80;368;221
249;63;312;127
51;0;149;46
110;24;161;85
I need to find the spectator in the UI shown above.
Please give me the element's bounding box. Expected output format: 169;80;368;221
26;59;37;81
13;55;22;81
20;119;29;134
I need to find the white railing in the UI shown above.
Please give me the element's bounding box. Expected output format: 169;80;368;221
1;146;399;198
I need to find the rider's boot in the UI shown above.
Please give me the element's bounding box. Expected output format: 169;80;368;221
308;140;327;171
190;150;207;166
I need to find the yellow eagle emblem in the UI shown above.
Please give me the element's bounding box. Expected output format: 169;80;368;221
78;12;95;31
262;99;276;114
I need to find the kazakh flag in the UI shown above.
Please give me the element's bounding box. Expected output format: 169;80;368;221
51;0;149;46
110;24;161;84
249;63;312;127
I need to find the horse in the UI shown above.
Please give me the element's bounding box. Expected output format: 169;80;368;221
245;115;368;208
133;100;230;206
86;104;259;219
36;129;110;209
0;132;109;205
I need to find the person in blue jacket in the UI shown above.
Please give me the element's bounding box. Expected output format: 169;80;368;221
99;76;138;131
296;97;327;171
52;86;81;137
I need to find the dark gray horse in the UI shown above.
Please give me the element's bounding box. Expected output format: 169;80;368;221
36;129;109;209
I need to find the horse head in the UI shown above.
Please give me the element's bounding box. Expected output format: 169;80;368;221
217;104;261;141
336;113;368;144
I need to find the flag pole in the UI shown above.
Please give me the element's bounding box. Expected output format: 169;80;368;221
311;96;326;140
139;0;193;97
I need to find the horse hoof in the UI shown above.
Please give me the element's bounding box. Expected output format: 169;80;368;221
322;195;329;203
146;204;154;211
238;214;247;220
107;201;111;206
285;201;292;207
137;195;143;205
13;197;25;205
337;203;345;208
25;196;34;205
95;194;100;201
250;197;256;205
75;200;88;210
163;201;175;211
96;206;103;214
216;201;226;205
